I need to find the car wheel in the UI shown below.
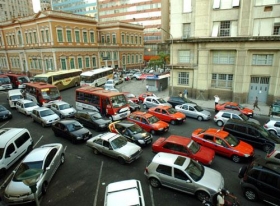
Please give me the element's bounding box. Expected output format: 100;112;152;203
42;182;48;195
143;104;147;109
149;177;161;188
197;116;203;121
117;157;125;164
60;154;65;165
25;111;28;116
170;120;176;125
0;168;6;178
195;190;210;202
263;144;272;153
244;188;258;201
93;148;99;155
150;130;156;135
269;130;277;136
216;120;223;127
232;155;241;163
95;83;98;87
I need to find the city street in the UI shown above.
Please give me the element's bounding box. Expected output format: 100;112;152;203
0;81;269;206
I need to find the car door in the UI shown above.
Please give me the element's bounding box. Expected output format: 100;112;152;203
247;127;266;147
155;164;174;187
86;114;96;129
43;148;60;182
55;123;67;138
188;106;197;118
221;112;231;123
3;143;18;169
101;140;116;158
160;108;171;122
139;117;150;132
213;137;230;157
173;168;196;194
153;108;164;120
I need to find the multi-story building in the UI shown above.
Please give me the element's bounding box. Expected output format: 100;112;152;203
0;0;33;22
163;0;280;105
0;10;144;76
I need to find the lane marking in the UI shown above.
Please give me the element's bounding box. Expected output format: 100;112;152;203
0;121;9;128
149;185;155;206
93;161;103;206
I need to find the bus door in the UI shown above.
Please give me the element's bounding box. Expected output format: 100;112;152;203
101;97;110;116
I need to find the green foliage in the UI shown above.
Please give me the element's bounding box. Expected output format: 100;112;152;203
148;52;170;68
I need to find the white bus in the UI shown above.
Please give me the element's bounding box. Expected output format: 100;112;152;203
80;67;114;87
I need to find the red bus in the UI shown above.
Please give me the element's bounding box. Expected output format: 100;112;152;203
75;86;130;121
24;82;61;107
0;74;13;90
6;73;30;89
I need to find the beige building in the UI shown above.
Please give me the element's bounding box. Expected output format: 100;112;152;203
163;0;280;104
0;10;144;76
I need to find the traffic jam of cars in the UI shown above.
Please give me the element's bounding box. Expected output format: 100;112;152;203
0;72;280;206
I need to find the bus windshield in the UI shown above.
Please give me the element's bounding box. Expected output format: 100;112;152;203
80;76;94;83
110;95;128;108
0;77;11;84
34;77;50;84
41;88;60;100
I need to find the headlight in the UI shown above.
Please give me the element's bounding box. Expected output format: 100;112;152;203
8;112;11;115
100;124;105;127
138;140;145;144
76;136;83;140
248;113;252;114
177;118;182;120
244;154;250;157
158;128;163;131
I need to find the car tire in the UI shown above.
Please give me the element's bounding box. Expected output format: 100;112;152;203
231;155;241;163
263;144;272;153
244;188;258;201
143;104;147;109
197;116;203;121
238;165;247;178
60;154;65;165
195;190;210;202
150;130;156;135
149;177;161;188
93;148;99;155
117;157;125;165
269;130;277;136
216;120;223;127
42;182;48;195
170;120;176;125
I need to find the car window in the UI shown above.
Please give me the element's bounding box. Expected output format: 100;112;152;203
182;105;188;110
155;108;161;113
274;122;280;127
225;105;232;109
141;118;147;124
221;113;231;118
189;107;195;111
248;128;258;136
215;137;223;145
44;148;58;169
174;168;189;181
5;143;15;158
203;135;214;141
259;172;279;188
248;169;260;179
156;164;172;176
235;125;247;133
232;114;240;120
162;110;167;114
103;141;110;148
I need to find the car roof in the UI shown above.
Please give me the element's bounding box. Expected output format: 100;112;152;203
116;120;135;128
0;128;28;147
18;99;33;103
131;111;153;118
166;135;191;144
57;120;79;124
152;152;191;168
23;147;51;162
52;101;69;105
203;128;229;138
252;157;280;174
218;109;241;114
181;103;197;107
226;119;260;127
33;107;51;111
151;105;171;109
99;132;120;141
77;110;99;115
8;89;22;94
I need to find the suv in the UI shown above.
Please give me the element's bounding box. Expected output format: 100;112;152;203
143;96;171;109
167;96;196;108
238;157;280;205
144;152;224;202
264;118;280;136
223;119;280;153
214;110;260;127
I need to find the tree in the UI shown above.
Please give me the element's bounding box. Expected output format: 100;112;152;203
148;52;170;71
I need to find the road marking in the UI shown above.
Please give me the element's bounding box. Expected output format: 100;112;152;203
33;135;43;148
93;161;103;206
0;121;9;128
149;185;155;206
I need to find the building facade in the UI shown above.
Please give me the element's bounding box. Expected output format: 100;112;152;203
164;0;280;105
0;10;144;76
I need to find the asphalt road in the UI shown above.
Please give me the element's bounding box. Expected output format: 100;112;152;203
0;82;269;206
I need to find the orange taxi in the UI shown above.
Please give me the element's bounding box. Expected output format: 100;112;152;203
138;92;156;103
215;101;254;117
148;105;186;125
127;111;169;135
191;128;254;163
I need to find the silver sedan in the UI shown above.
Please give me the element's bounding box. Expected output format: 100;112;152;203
175;103;211;121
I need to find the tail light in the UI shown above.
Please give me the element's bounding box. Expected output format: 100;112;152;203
214;115;217;119
264;124;268;128
145;168;149;174
267;150;275;158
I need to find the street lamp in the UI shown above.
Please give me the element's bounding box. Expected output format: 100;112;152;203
158;27;174;95
17;168;43;206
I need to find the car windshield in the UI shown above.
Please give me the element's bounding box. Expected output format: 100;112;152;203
257;126;280;142
110;136;127;149
13;161;43;181
194;105;203;112
147;115;159;124
167;107;177;114
238;104;245;109
128;124;143;134
59;103;71;110
24;102;37;108
187;141;200;154
0;106;6;112
18;76;29;83
185;160;204;181
80;76;93;83
0;77;10;84
157;98;167;103
126;93;136;98
90;112;102;119
110;94;128;108
41;88;60;100
40;109;55;117
224;134;239;147
66;122;83;132
0;148;4;159
10;95;23;100
239;113;249;121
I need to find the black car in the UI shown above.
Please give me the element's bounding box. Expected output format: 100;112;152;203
108;120;153;146
74;110;111;131
52;120;92;144
128;100;140;112
167;96;196;108
0;105;12;121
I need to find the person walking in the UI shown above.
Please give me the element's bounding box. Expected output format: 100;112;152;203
214;95;220;113
146;84;149;92
253;96;261;111
184;88;188;98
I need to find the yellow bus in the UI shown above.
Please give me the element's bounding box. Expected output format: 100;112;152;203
80;67;114;87
33;69;82;91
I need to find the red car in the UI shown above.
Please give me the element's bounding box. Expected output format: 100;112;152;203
152;135;215;166
138;92;156;103
148;105;186;125
215;102;254;117
127;111;169;135
191;128;254;163
123;92;139;104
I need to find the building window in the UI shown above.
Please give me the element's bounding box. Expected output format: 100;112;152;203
92;57;96;67
220;21;230;36
85;57;90;68
75;30;80;43
131;55;134;64
66;30;72;42
135;36;138;44
121;34;124;44
122;55;126;65
61;59;66;70
136;55;139;63
183;0;192;12
83;31;88;43
45;30;49;42
179;50;191;63
101;35;105;43
212;21;237;37
113;52;117;60
252;54;273;65
33;32;37;43
273;23;280;35
106;35;110;43
178;72;189;85
131;35;134;44
112;34;116;44
126;35;129;44
25;33;29;44
139;36;142;44
41;30;45;43
90;31;95;43
78;57;83;69
29;32;33;43
127;55;130;64
213;51;235;64
57;29;63;42
183;23;191;38
17;31;22;45
211;74;233;88
70;58;75;69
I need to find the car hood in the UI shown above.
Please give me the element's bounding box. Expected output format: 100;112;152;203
60;108;76;115
42;114;59;121
200;110;211;116
247;118;260;125
234;141;254;155
152;121;169;128
115;142;141;156
131;132;150;140
197;167;224;193
170;112;186;119
72;128;90;136
241;108;253;115
0;110;10;115
5;180;32;197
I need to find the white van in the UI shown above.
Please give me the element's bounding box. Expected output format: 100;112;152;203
7;89;24;108
0;128;33;177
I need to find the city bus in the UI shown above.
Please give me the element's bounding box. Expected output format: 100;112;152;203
0;74;13;90
24;82;61;107
6;73;30;89
75;86;130;121
33;69;82;91
80;67;114;87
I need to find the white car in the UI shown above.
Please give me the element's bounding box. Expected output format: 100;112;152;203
30;107;60;127
3;143;65;205
105;79;116;87
15;99;39;116
50;100;76;118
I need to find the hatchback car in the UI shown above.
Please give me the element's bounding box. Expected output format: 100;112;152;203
144;152;224;202
215;101;254;117
264;118;280;136
192;128;254;163
108;120;153;146
31;107;60;127
175;103;211;121
138;92;157;103
0;105;12;121
52;120;92;144
104;79;116;87
167;96;196;108
50;101;76;118
265;144;280;163
15;99;39;116
3;143;65;205
86;132;142;164
127;111;169;135
143;96;171;109
214;110;260;127
148;105;186;125
152;135;215;165
74;110;111;131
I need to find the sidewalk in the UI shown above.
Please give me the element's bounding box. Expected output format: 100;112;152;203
117;79;270;117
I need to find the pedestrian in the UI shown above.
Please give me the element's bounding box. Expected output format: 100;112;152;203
253;96;261;111
214;95;220;112
146;84;149;92
184;88;188;98
179;92;182;97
